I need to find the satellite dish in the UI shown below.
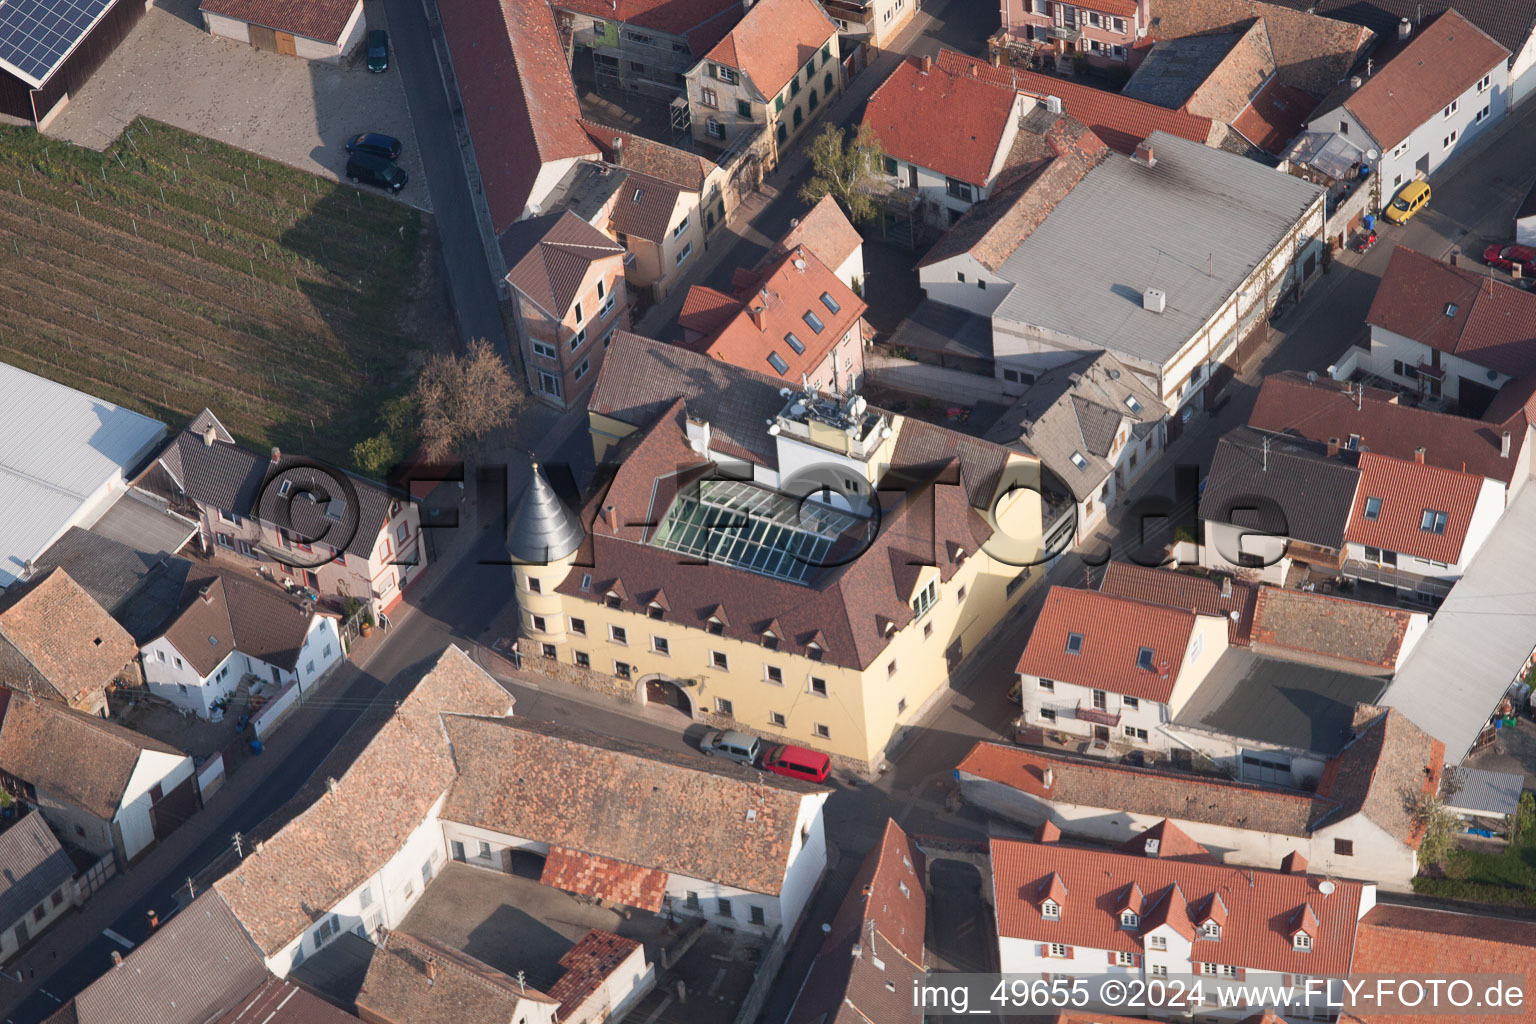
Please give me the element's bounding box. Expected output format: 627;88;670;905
1366;149;1380;161
1307;370;1319;383
1319;880;1336;895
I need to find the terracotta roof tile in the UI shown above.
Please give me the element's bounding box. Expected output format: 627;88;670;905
1015;587;1203;702
1299;0;1536;71
1336;10;1507;149
1343;451;1482;563
357;931;556;1024
1250;585;1417;672
705;246;866;381
1248;369;1526;483
209;977;359;1024
501;211;625;318
1098;563;1257;645
609;170;687;244
547;930;644;1022
703;0;836;98
440;0;597;232
678;285;740;338
0;689;185;821
1231;76;1317;153
992;830;1362;975
1314;706;1445;849
212;647;512;955
863;54;1023;185
440;715;820;895
197;0;357;43
776;196;864;273
540;847;669;911
557;0;745;53
159;572;321;677
578;120;718;191
985;65;1212;155
0;569;137;708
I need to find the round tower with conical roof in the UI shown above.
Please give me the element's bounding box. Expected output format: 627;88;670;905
507;461;585;644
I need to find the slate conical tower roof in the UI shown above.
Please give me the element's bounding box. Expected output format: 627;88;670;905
507;461;584;564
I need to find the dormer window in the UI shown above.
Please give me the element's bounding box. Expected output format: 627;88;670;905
1293;931;1312;951
1121;910;1138;928
1041;900;1060;920
648;603;665;620
807;642;824;661
707;617;724;636
1065;632;1084;655
605;593;622;610
1202;921;1221;940
762;631;779;650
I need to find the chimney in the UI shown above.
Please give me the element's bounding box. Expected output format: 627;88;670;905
968;63;978;76
1132;140;1156;167
1449;251;1460;267
111;951;124;967
199;585;214;605
1041;766;1054;789
1220;577;1232;599
1045;95;1063;114
1282;850;1309;874
1414;446;1426;463
920;54;931;74
748;305;768;330
1349;75;1363;90
425;958;437;985
1398;16;1412;39
202;423;217;447
603;505;619;531
1502;430;1512;458
270;446;282;465
1037;819;1062;843
1142;288;1166;313
1326;437;1340;457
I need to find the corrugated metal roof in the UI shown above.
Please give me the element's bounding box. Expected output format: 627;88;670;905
992;132;1323;371
0;364;167;587
1445;767;1523;817
1383;484;1536;761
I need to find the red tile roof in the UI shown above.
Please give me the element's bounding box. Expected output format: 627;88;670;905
1314;706;1445;851
1114;819;1217;862
1098;563;1258;645
1015;587;1202;703
197;0;358;43
1344;905;1536;1024
579;120;718;191
777;195;864;273
540;846;670;911
1247;369;1526;484
0;568;137;708
547;930;644;1022
678;285;740;337
1340;10;1508;151
965;62;1212;155
991;831;1363;976
863;54;1022;186
1343;452;1482;563
357;931;558;1024
704;0;836;99
704;246;866;381
1231;76;1317;153
557;0;745;53
1250;586;1417;672
440;0;597;232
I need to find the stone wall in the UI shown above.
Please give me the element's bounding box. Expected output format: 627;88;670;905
516;639;638;703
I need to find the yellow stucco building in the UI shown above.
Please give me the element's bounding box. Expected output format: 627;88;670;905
507;333;1051;771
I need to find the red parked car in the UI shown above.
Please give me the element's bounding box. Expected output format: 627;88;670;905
1484;243;1536;275
763;744;831;783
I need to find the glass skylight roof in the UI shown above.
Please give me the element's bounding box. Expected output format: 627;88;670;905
651;479;867;584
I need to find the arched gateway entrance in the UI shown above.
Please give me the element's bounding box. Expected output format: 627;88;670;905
640;675;693;717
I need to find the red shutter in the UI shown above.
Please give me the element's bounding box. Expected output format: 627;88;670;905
1135;954;1143;967
1042;972;1051;983
1283;974;1293;988
1065;946;1074;959
1038;944;1048;957
1237;968;1247;981
1108;951;1117;965
1192;961;1201;974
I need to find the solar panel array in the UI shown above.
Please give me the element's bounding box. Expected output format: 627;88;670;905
0;0;112;85
651;479;865;585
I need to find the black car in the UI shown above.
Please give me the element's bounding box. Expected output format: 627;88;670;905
366;29;389;72
346;133;402;160
346;152;407;193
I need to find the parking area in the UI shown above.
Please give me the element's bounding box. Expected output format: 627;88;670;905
45;0;429;210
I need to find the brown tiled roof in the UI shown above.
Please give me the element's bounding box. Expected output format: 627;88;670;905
159;573;319;677
212;647;512;956
917;100;1108;272
0;809;74;929
1344;904;1536;1024
1343;451;1482;563
1339;9;1507;149
1314;706;1445;849
0;689;185;821
210;977;358;1024
863;54;1022;186
609;170;687;244
1098;563;1258;645
0;569;137;707
1115;819;1215;861
69;891;269;1024
1147;0;1376;99
1016;587;1203;703
777;195;864;273
547;930;644;1022
678;285;739;337
957;742;1325;837
1247;369;1526;483
578;120;718;191
1179;20;1275;121
992;830;1363;974
1231;76;1317;153
502;211;625;318
787;819;926;1024
197;0;357;42
704;0;836;98
705;246;866;382
557;0;744;53
1298;0;1536;76
1368;246;1536;378
1250;585;1416;672
357;931;556;1024
441;715;819;895
440;0;596;232
978;64;1212;155
540;847;669;911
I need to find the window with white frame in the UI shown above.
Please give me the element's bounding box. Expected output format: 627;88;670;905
1148;935;1167;950
609;624;628;645
651;635;670;655
1121;910;1138;927
1038;677;1054;691
1042;900;1060;920
573;358;590;382
537;371;561;398
675;242;693;265
531;340;557;359
1475;104;1491;123
1444;130;1458;149
1048;942;1068;957
1116;951;1135;965
701;86;718;107
1478;73;1492;92
1443;100;1459;117
673;215;690;238
706;118;725;139
910;579;937;619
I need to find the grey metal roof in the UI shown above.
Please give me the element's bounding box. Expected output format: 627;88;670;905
0;363;167;587
288;931;375;1012
1174;647;1387;755
991;132;1324;370
1383;484;1536;762
30;528;194;641
0;810;73;928
1445;767;1524;817
86;490;197;557
1199;426;1361;548
508;463;585;564
885;299;995;360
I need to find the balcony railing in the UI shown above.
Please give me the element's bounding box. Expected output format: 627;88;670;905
1075;703;1121;727
1049;25;1082;41
1341;559;1454;598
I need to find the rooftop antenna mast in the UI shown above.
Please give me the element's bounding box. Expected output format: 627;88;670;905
1262;436;1270;471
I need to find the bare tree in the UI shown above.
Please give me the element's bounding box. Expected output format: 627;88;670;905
414;339;519;461
799;123;885;225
